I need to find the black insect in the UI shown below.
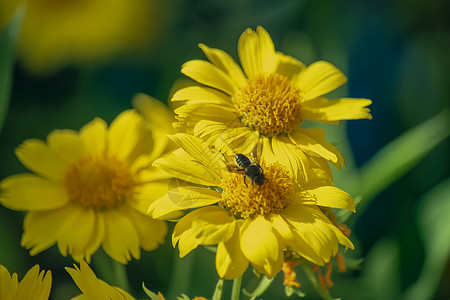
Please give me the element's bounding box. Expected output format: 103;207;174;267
232;153;267;188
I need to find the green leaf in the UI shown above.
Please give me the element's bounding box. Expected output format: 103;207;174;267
0;5;25;133
177;294;191;300
402;178;450;300
142;282;165;300
339;109;450;222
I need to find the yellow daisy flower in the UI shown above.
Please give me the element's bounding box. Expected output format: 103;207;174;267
172;26;372;182
0;0;162;73
0;264;51;300
148;133;355;279
66;260;134;300
0;98;171;263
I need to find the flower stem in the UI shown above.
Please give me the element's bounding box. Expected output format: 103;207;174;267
212;279;224;300
111;259;131;293
231;276;242;300
166;250;196;300
92;250;114;285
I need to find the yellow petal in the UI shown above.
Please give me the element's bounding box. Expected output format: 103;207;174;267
270;214;324;265
66;260;104;298
174;102;237;125
137;167;173;182
15;139;70;181
303;156;334;188
274;52;306;80
238;28;260;79
172;209;210;257
153;154;221;187
302;97;373;122
290;128;345;169
309;186;355;212
132;93;175;134
47;129;86;165
256;26;277;74
199;43;247;88
0;174;68;210
122;207;167;251
240;216;284;278
181;60;238;95
22;206;77;256
0;265;17;299
295;61;347;101
215;127;260;155
260;136;277;165
78;213;105;263
289;129;337;163
172;86;233;106
194;120;229;145
191;206;236;245
111;287;135;300
238;27;276;79
55;207;100;261
107;110;149;163
132;180;173;213
271;135;310;183
79;118;107;158
283;204;349;260
16;265;51;300
149;186;221;219
216;225;249;279
102;210;140;263
170;133;227;175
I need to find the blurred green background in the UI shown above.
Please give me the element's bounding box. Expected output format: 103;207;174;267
0;0;449;299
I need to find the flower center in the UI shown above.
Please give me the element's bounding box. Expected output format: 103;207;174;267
232;73;303;137
220;162;293;219
65;156;136;210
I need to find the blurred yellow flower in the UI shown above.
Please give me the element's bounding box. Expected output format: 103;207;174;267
66;260;134;300
0;264;51;300
0;96;172;263
0;0;163;73
149;134;354;279
172;26;372;183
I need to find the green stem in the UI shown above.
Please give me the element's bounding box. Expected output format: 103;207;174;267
166;250;196;300
212;279;224;300
243;275;273;300
231;276;242;300
111;259;131;293
92;250;114;285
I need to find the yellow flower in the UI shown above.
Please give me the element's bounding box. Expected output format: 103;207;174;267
66;260;134;300
172;26;372;183
0;97;171;263
149;133;354;279
0;0;163;73
0;264;51;300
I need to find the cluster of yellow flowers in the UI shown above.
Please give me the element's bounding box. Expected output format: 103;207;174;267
0;27;371;299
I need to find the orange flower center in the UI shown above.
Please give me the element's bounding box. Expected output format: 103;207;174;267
232;73;303;137
220;162;293;219
65;156;136;210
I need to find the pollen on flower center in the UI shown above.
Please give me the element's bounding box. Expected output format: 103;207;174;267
232;73;303;137
220;162;293;219
65;156;136;210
